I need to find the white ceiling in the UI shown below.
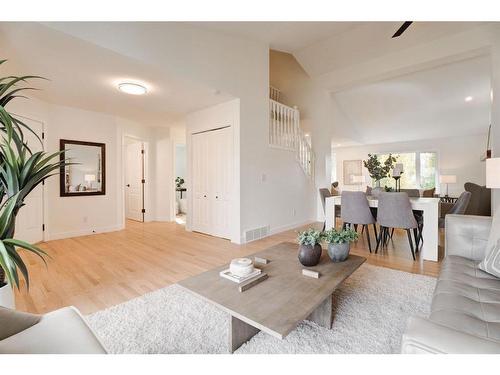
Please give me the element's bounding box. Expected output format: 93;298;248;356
188;22;361;52
294;22;486;77
0;21;492;140
0;23;233;127
332;55;491;145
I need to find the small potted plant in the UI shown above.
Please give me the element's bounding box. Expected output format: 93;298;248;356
297;228;323;267
323;228;359;262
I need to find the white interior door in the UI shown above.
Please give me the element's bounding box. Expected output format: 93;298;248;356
211;127;232;239
191;127;232;239
15;117;44;243
192;132;211;234
125;141;144;222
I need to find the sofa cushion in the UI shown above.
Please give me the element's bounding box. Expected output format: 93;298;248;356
430;255;500;343
0;307;41;340
0;306;106;354
479;238;500;278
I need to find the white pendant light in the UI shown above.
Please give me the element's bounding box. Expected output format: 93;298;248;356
118;82;147;95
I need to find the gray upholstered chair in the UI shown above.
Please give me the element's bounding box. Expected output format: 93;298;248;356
375;192;419;260
340;191;377;252
464;182;491;216
438;191;471;228
0;306;107;354
319;188;332;231
400;188;420;197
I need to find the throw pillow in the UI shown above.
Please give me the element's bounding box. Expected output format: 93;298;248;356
486;207;500;255
479;238;500;278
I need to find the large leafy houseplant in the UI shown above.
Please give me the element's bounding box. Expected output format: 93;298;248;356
363;153;397;186
0;60;67;290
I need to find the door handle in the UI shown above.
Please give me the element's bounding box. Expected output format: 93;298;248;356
126;184;130;187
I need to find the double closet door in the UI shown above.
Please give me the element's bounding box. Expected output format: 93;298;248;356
191;126;232;239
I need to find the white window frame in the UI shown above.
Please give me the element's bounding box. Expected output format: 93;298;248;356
375;150;440;192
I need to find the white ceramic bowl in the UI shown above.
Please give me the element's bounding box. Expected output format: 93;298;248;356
230;258;254;277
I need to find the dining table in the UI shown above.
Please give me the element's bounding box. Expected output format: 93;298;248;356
325;195;440;261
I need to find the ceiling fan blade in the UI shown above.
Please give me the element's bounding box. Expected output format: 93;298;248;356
392;21;413;38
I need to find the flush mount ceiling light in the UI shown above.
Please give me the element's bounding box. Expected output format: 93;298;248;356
465;96;473;102
118;82;147;95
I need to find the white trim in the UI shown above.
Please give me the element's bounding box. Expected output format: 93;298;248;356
241;219;315;244
155;215;171;221
11;113;47;243
46;224;124;241
374;150;439;192
269;219;316;236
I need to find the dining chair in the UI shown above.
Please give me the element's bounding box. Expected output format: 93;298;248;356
340;191;377;252
438;191;471;228
375;192;419;260
319;188;332;231
400;188;420;197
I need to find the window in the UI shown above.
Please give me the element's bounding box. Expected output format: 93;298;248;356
375;152;437;190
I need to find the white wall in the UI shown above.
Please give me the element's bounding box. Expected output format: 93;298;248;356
334;134;487;197
46;23;275;243
175;145;187;179
8;97;172;240
269;50;336;222
491;29;500;212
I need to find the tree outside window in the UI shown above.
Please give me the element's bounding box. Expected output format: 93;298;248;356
373;152;437;190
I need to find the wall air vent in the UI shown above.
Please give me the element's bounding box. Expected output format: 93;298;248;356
244;225;270;243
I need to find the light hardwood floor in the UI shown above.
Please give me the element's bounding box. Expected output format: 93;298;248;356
14;220;441;314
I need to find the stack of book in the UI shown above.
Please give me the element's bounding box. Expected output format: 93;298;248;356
219;267;262;284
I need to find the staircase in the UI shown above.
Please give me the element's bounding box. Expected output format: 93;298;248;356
269;86;315;180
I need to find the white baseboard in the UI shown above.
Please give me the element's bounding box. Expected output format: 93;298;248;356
46;224;125;241
269;219;316;236
240;219;316;244
155;216;172;222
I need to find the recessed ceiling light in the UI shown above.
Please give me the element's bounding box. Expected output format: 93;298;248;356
465;96;473;102
304;133;310;137
118;82;147;95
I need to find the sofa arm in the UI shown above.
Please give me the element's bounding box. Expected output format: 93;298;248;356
401;316;500;354
445;214;492;261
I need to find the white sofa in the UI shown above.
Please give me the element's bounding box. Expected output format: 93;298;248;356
0;305;107;354
401;214;500;353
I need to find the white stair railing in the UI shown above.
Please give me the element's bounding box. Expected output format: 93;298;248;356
297;128;315;179
269;99;298;151
268;97;315;181
269;86;281;102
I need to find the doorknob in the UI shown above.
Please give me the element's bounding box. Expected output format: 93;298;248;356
126;184;130;187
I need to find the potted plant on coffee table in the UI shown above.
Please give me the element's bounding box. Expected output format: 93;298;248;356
0;60;68;308
323;228;358;262
297;228;323;267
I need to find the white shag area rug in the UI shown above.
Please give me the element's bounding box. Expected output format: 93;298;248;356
87;264;436;354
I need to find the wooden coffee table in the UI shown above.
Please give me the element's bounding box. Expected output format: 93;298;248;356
178;242;366;352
